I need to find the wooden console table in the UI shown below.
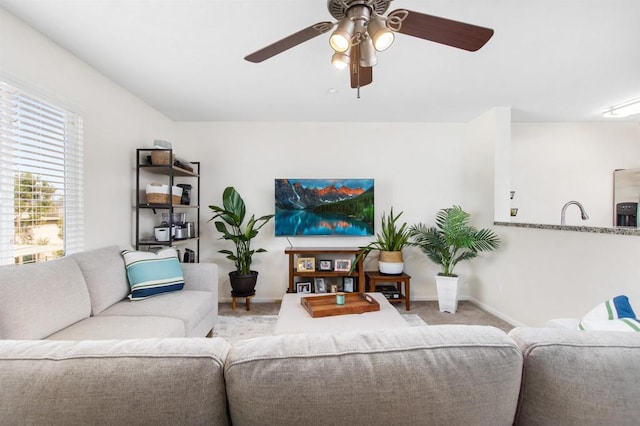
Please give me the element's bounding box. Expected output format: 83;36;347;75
365;271;411;311
285;247;365;294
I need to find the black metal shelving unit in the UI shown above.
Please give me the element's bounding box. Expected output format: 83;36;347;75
135;148;200;262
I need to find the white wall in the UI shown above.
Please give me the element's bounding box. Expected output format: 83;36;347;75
0;8;174;250
5;5;640;326
464;116;640;326
475;226;640;326
511;123;640;226
175;121;468;302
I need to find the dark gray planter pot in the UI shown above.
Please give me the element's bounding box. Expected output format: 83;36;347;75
229;271;258;296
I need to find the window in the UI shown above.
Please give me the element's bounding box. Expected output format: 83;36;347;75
0;80;83;265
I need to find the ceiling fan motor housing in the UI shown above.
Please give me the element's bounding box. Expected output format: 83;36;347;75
327;0;390;20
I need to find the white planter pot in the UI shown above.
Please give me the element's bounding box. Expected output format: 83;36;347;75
378;250;404;275
378;261;404;274
435;275;459;313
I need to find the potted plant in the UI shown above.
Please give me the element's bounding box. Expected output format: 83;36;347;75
209;186;274;296
409;205;500;313
355;208;412;274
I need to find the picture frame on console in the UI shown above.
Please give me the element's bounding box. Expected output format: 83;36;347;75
343;277;354;292
318;260;333;271
315;277;327;293
334;259;351;272
297;282;312;293
297;257;315;272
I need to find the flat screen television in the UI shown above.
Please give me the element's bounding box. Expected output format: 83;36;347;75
274;178;374;236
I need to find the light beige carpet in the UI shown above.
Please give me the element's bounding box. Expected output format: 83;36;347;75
213;314;426;345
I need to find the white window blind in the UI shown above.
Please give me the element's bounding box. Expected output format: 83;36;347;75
0;80;84;265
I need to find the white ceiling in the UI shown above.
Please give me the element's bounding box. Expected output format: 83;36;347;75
1;0;639;122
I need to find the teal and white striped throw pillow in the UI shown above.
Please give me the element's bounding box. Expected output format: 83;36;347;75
578;295;640;332
121;248;184;300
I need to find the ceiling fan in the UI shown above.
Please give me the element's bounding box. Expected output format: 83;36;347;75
244;0;494;94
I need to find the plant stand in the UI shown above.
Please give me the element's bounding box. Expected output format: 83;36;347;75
231;291;255;311
435;275;459;313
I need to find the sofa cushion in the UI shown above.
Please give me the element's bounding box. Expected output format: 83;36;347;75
0;338;231;425
99;290;214;337
0;256;91;339
509;327;640;425
46;316;185;340
225;325;523;426
121;248;184;300
72;246;131;315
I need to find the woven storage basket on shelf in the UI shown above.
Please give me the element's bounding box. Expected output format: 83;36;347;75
145;184;182;205
150;150;175;166
146;192;168;204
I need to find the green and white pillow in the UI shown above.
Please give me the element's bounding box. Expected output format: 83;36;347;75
121;248;184;300
578;295;640;332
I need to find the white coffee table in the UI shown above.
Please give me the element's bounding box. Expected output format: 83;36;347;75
274;292;410;335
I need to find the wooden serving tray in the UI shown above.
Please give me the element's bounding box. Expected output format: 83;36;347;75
301;293;380;318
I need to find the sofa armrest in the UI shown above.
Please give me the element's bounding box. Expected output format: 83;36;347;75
181;262;218;293
509;327;640;425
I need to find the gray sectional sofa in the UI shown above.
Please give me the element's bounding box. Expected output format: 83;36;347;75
0;246;218;339
1;247;639;425
1;326;639;425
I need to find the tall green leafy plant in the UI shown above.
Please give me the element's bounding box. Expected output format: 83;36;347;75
209;187;274;275
409;205;500;277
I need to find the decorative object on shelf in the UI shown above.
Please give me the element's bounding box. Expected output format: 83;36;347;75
353;208;412;275
343;277;354;292
318;259;333;271
297;282;312;294
314;277;327;293
274;178;374;236
177;184;192;205
334;259;352;272
297;257;316;272
209;186;274;296
409;205;501;314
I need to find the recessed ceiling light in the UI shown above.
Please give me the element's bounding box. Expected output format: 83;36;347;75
327;88;338;95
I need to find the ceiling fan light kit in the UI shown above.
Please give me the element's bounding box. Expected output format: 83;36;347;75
331;51;351;70
358;37;378;67
244;0;494;94
368;13;395;51
329;17;355;52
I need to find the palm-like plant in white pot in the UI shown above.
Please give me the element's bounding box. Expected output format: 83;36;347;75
409;205;500;313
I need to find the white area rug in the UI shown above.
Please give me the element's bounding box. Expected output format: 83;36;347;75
213;314;427;345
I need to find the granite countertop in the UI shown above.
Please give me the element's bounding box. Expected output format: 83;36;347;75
494;221;640;236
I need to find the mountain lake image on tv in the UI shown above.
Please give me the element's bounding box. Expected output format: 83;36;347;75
274;179;374;236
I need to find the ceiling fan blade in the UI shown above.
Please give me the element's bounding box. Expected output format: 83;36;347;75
388;9;494;52
350;47;373;89
245;22;334;63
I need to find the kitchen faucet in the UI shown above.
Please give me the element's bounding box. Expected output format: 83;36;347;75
561;201;589;225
